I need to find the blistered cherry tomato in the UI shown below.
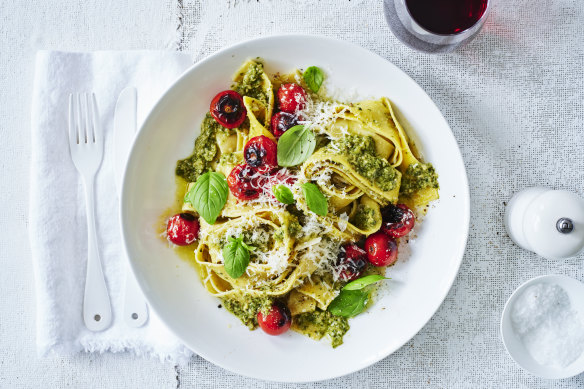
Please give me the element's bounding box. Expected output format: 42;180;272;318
277;83;307;113
266;168;297;188
270;112;301;138
166;213;199;246
365;232;398;267
257;301;292;335
227;164;264;200
380;204;415;238
244;136;278;173
210;90;246;128
336;243;367;281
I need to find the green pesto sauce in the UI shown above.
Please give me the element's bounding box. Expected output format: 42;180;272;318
221;294;274;329
327;135;398;191
350;204;377;230
243;229;271;252
287;218;302;239
175;113;224;182
233;61;268;106
273;228;285;242
273;215;301;242
400;162;439;196
218;152;239;166
294;309;350;348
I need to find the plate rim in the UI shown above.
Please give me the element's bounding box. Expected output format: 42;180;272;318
121;33;470;382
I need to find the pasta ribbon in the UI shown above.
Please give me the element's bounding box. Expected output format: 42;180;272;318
301;150;401;206
232;59;275;130
381;98;439;208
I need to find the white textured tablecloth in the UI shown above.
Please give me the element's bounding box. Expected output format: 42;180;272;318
2;0;584;387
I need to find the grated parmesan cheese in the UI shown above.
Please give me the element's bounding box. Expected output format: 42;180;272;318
337;212;349;232
296;98;344;137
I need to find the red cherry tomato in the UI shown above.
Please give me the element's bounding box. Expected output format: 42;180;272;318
257;301;292;336
277;83;307;113
336;243;367;281
266;168;297;187
365;232;398;267
381;204;415;238
227;164;264;200
270;112;302;138
166;213;199;246
244;136;278;174
210;90;246;128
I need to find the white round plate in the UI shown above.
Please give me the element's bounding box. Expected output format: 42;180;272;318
121;35;470;382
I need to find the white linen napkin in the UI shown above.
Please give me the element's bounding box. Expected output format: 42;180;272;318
29;50;195;364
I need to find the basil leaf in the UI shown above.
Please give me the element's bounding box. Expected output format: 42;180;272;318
343;275;388;291
272;184;295;204
241;241;256;252
303;66;324;93
222;236;250;279
301;182;328;216
277;125;316;167
328;289;369;318
184;171;228;224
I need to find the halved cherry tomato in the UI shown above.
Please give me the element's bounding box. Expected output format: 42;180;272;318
244;136;278;174
210;90;246;128
227;164;264;200
381;204;415;238
336;243;367;281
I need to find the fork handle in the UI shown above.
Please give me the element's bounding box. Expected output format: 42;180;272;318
82;177;112;331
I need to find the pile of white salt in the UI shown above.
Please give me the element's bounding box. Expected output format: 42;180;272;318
511;283;584;368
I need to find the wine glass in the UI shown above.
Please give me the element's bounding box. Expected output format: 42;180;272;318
383;0;491;53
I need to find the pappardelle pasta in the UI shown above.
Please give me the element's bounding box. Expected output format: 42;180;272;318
164;60;439;347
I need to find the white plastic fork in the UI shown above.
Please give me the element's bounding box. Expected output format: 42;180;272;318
68;93;112;332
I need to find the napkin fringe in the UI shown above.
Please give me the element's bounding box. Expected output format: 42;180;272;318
41;339;193;366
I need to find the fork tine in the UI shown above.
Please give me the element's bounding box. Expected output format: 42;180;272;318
75;93;84;143
68;93;77;145
84;93;92;143
90;93;100;143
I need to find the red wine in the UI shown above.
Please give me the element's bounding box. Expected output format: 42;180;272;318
405;0;488;34
383;0;489;53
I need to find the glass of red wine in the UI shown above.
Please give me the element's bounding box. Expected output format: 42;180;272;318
383;0;490;53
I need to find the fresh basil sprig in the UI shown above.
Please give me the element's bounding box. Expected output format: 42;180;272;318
328;290;369;318
272;184;295;205
277;125;316;167
222;236;254;279
343;275;388;291
184;171;228;224
328;275;388;317
301;182;328;216
303;66;324;93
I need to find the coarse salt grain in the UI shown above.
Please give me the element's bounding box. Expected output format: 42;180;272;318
511;282;584;368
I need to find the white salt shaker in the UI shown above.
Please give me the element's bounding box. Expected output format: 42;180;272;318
504;187;584;259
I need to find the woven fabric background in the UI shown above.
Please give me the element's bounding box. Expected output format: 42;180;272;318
0;1;179;388
1;0;583;387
